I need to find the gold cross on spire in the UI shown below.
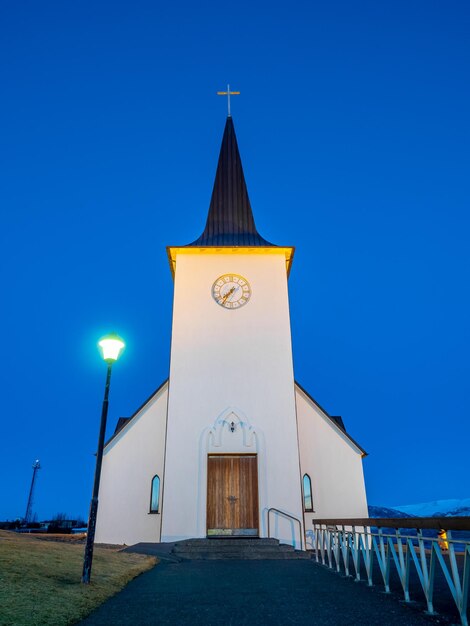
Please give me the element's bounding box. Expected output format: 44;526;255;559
217;84;240;117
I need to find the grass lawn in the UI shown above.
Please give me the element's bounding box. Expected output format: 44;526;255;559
0;530;156;626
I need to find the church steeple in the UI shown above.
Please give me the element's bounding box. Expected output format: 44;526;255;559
168;116;294;276
188;116;275;247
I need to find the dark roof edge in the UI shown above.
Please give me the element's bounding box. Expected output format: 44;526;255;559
104;379;169;449
114;417;130;435
186;234;277;247
294;381;368;457
330;415;345;431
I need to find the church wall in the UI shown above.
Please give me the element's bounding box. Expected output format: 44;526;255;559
95;383;168;545
161;252;305;548
295;387;368;548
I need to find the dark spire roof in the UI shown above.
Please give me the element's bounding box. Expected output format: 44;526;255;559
188;116;275;247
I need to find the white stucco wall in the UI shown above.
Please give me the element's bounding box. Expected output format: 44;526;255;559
95;382;168;545
161;252;304;548
94;253;369;550
295;385;368;549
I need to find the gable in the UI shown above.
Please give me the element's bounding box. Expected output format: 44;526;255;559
295;381;367;457
104;379;168;451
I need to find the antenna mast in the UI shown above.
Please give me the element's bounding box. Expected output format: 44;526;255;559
24;459;41;523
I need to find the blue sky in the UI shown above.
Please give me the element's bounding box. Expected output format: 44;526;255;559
1;0;469;521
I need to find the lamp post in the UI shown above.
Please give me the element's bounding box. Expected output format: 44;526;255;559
82;333;125;584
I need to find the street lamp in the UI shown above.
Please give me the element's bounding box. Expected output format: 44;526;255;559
82;333;125;584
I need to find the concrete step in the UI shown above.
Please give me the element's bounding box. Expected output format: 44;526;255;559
170;538;310;560
173;543;295;554
174;538;280;548
176;550;312;560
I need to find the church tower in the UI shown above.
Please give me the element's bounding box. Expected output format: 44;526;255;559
163;116;302;545
94;115;368;549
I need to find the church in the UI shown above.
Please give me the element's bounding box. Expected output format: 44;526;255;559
95;114;369;550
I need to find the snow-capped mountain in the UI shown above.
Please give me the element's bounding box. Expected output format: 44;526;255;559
368;505;415;518
392;498;470;518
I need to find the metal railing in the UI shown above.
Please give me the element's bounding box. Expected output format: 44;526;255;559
267;507;303;549
312;517;470;626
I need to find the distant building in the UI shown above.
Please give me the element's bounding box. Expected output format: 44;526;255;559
4;518;84;533
95;116;368;548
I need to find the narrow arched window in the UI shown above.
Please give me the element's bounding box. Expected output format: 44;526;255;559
303;474;313;512
150;475;160;513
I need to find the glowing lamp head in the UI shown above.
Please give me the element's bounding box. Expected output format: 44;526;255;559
98;333;125;363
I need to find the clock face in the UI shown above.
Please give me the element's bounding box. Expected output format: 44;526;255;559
212;274;252;309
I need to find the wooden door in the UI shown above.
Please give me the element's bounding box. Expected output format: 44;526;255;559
207;455;259;536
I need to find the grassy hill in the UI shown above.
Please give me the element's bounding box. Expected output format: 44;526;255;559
0;530;156;626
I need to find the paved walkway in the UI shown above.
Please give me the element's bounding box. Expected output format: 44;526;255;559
79;559;446;626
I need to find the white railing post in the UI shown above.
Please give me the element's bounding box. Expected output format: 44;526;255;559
334;528;341;573
387;529;410;602
314;524;320;563
365;526;373;586
326;527;333;569
351;526;361;581
320;526;326;566
414;529;434;614
375;528;390;593
358;526;373;586
340;526;350;577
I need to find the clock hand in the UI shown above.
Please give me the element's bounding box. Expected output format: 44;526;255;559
221;287;235;303
227;286;240;302
222;287;233;304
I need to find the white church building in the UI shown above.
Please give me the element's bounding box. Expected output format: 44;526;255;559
95;116;368;550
